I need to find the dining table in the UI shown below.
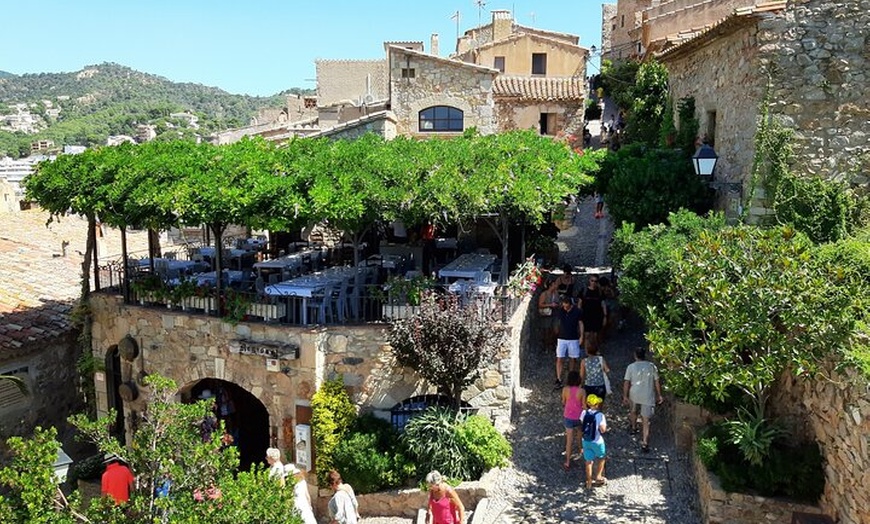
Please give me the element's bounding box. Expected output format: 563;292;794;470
253;249;322;274
438;253;497;280
138;258;204;277
264;266;368;325
193;270;247;287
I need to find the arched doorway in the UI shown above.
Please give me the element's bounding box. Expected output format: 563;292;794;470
104;346;126;445
181;379;270;471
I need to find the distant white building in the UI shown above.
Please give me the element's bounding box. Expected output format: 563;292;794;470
169;111;199;129
0;155;49;212
63;145;86;155
107;135;136;146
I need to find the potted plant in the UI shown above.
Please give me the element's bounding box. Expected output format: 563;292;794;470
130;275;168;305
376;274;437;320
505;257;542;298
222;289;251;325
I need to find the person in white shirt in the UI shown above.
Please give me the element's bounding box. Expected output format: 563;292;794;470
284;463;317;524
265;448;286;487
327;470;359;524
623;348;663;453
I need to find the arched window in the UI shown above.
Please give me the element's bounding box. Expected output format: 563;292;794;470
390;394;473;431
419;106;464;132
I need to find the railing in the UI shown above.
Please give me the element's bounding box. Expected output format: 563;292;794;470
94;264;523;327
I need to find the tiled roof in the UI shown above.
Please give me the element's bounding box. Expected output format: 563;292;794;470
493;76;585;101
0;209;149;362
657;1;786;60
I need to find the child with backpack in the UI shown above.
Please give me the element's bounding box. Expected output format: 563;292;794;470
580;394;608;489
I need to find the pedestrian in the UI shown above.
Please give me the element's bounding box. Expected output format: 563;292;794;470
623;348;664;453
554;295;584;389
554;264;577;299
285;464;318;524
594;192;605;219
537;281;560;351
580;275;607;356
266;447;285;487
580;345;611;401
327;470;359;524
598;276;620;340
425;470;465;524
101;453;135;505
561;370;586;470
580;394;608;489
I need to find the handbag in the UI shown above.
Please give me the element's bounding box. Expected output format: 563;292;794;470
602;357;612;395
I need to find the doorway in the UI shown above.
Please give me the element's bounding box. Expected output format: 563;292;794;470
104;346;126;445
184;379;270;471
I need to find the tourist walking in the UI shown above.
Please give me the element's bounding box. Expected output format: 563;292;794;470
537;281;560;351
328;470;359;524
561;370;586;470
266;447;285;487
580;345;611;401
554;295;584;389
623;348;663;453
580;275;607;355
426;470;466;524
101;453;135;505
285;464;318;524
580;394;608;490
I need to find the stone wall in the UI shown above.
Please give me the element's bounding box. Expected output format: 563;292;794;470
89;293;529;448
389;47;497;136
769;363;870;524
661;22;764;219
0;332;81;445
316;60;388;107
472;37;586;77
643;0;756;47
764;0;870;187
608;0;653;61
495;100;584;137
317;112;397;141
691;429;828;523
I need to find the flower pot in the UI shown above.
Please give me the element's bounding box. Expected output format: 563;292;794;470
382;304;419;320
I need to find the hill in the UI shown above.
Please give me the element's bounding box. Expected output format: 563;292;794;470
0;71;15;79
0;63;313;157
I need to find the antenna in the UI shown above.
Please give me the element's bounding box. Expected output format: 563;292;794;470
475;0;486;31
451;10;461;42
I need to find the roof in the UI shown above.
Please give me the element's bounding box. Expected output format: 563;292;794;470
460;21;579;45
305;110;396;139
388;45;500;74
493;76;585;101
656;1;786;61
468;31;587;55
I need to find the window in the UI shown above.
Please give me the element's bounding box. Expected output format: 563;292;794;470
621;14;625;27
532;53;547;75
401;68;416;78
706;110;717;146
390;394;472;431
493;56;506;73
539;113;557;135
419;106;463;132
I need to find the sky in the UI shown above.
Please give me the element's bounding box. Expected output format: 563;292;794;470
0;0;609;97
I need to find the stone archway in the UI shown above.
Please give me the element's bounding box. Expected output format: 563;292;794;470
180;378;271;471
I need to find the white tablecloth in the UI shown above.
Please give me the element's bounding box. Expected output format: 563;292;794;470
194;270;246;287
448;280;497;295
439;254;497;279
138;258;202;274
254;249;321;271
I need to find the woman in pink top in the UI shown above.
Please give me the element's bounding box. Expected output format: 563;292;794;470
561;370;586;470
426;470;465;524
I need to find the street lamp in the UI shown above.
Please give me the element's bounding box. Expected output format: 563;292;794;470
692;143;719;178
53;447;73;483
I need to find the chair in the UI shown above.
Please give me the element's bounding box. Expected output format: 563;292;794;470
307;282;338;324
268;273;281;285
332;279;349;323
255;277;265;295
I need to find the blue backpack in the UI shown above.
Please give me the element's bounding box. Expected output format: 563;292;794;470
582;410;598;441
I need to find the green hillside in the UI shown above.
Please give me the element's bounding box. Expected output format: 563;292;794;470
0;63;312;157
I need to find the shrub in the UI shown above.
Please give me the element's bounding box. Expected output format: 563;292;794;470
456;415;511;477
402;408;472;481
332;431;415;494
67;452;104;483
696;436;718;469
310;378;356;487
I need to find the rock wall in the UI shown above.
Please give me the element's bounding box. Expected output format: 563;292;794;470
691;429;828;523
389;47;497;136
765;0;870;187
770;364;870;524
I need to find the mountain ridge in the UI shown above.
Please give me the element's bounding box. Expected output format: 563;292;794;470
0;62;313;157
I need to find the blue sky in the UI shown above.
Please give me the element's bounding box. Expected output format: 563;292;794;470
0;1;609;96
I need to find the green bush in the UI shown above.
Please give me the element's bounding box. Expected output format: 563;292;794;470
696;436;718;469
456;415;511;477
700;423;824;503
67;453;104;483
311;378;357;487
402;408;473;481
332;414;416;494
596;144;712;228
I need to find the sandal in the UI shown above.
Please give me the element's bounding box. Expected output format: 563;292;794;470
593;477;607;486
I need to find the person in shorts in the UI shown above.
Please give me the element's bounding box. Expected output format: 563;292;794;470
554;295;584;389
623;348;663;453
561;370;586;470
580;394;607;489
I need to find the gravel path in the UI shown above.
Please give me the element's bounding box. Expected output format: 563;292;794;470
473;193;701;524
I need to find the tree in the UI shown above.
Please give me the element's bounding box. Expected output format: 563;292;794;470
624;61;670;146
388;293;508;409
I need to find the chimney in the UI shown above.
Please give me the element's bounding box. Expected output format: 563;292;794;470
492;9;513;42
430;33;440;56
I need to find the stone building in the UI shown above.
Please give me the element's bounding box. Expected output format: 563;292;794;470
658;0;869;221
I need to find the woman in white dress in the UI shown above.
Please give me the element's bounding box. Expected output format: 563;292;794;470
285;463;318;524
265;447;286;487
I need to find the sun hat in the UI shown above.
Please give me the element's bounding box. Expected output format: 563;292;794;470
586;394;603;406
284;463;301;475
103;452;124;464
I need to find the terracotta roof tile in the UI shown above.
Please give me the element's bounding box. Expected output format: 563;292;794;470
493;76;585;101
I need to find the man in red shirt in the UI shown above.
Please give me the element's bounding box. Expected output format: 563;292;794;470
101;454;135;504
